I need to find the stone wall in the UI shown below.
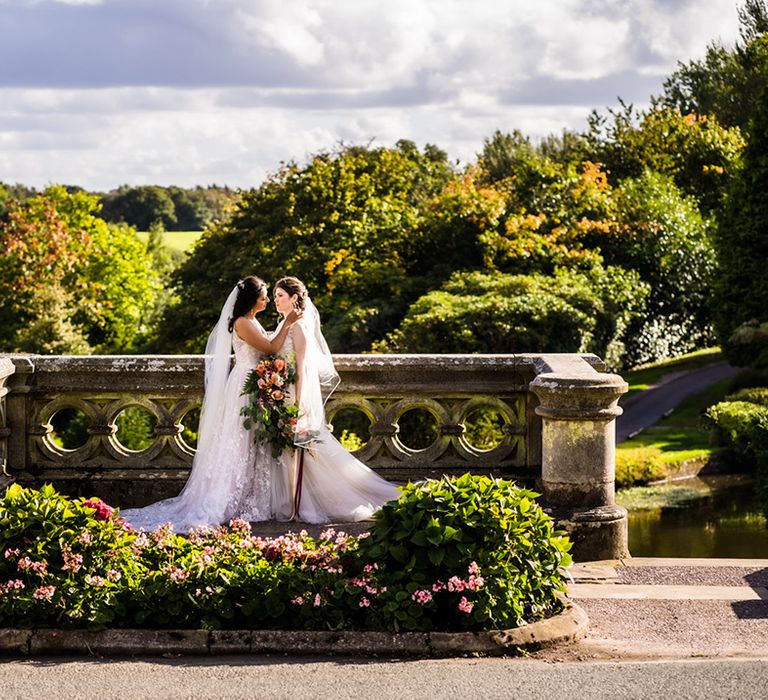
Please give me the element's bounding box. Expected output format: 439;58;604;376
1;353;628;560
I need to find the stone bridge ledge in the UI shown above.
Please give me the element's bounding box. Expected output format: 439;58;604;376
0;353;626;560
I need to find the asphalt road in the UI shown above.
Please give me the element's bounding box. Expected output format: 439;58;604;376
616;361;741;443
1;655;768;699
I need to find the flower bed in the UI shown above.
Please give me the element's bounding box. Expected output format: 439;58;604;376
0;476;572;632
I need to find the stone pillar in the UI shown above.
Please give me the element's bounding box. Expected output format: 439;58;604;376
529;355;629;562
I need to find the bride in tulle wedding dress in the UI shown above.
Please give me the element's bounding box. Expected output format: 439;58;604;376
122;275;399;532
121;276;302;532
267;276;400;523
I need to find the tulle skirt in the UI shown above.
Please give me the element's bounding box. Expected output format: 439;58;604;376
121;361;272;532
270;425;401;523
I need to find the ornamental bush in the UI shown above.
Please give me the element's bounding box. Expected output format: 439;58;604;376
0;479;572;632
0;483;141;627
352;474;572;631
705;400;768;465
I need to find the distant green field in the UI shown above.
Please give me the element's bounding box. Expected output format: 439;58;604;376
136;230;203;253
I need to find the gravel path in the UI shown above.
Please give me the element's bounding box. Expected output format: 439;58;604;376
618;566;768;587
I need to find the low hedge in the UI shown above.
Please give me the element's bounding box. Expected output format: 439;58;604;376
0;477;572;632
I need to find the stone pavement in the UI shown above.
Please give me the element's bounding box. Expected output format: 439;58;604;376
551;556;768;662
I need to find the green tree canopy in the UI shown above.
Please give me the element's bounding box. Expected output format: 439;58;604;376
585;102;744;213
374;267;647;368
0;186;161;353
662;1;768;130
153;142;455;353
713;37;768;365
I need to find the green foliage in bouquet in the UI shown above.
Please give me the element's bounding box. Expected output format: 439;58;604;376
240;354;299;458
351;474;572;631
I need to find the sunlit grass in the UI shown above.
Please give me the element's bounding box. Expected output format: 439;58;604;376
136;230;203;253
616;374;746;487
616;482;712;511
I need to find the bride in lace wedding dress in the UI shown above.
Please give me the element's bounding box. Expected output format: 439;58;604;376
122;276;302;532
268;277;400;523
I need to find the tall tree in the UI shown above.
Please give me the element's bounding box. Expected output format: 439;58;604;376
0;187;161;353
713;38;768;362
153;143;455;353
662;1;768;130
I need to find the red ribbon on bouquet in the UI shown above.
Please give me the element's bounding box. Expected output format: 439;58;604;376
292;448;305;519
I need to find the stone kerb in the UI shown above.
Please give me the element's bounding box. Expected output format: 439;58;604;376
529;354;629;561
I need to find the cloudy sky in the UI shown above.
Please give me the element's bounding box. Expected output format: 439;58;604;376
0;0;741;192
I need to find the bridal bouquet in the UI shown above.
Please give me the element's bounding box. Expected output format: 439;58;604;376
241;354;300;458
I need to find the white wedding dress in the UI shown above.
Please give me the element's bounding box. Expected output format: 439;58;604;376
269;325;400;523
121;316;274;532
122;287;399;532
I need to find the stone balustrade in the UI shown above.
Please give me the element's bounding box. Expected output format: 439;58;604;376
0;353;628;560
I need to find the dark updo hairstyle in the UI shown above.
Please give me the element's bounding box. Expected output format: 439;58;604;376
274;276;307;312
228;276;267;332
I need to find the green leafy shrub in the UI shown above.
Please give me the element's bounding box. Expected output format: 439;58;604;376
615;447;668;488
352;474;572;631
0;483;142;627
705;400;768;463
0;480;572;632
726;387;768;406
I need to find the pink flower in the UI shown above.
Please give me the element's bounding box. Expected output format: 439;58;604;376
4;548;20;560
83;498;114;521
33;585;56;601
107;569;121;582
61;550;83;574
2;579;25;593
468;561;480;575
467;575;484;591
458;597;473;614
166;566;189;583
432;580;445;593
85;575;106;587
78;530;92;545
313;593;322;607
17;557;47;575
229;518;251;533
411;590;433;605
359;597;370;608
446;576;465;592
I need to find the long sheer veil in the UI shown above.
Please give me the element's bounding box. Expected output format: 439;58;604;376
293;297;340;448
121;285;239;530
186;285;239;487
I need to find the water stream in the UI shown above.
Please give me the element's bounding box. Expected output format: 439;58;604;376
619;475;768;559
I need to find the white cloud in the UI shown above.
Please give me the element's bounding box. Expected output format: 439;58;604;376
0;0;744;190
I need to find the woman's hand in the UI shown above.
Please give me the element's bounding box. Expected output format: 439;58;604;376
284;308;303;326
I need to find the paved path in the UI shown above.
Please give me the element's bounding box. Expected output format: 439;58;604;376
1;558;767;698
559;557;768;662
616;361;741;443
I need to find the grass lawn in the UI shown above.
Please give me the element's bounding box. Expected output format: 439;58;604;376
136;230;203;253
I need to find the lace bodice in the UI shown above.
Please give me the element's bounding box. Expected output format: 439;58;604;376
232;320;264;367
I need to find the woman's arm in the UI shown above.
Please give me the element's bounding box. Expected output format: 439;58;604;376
234;309;301;354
